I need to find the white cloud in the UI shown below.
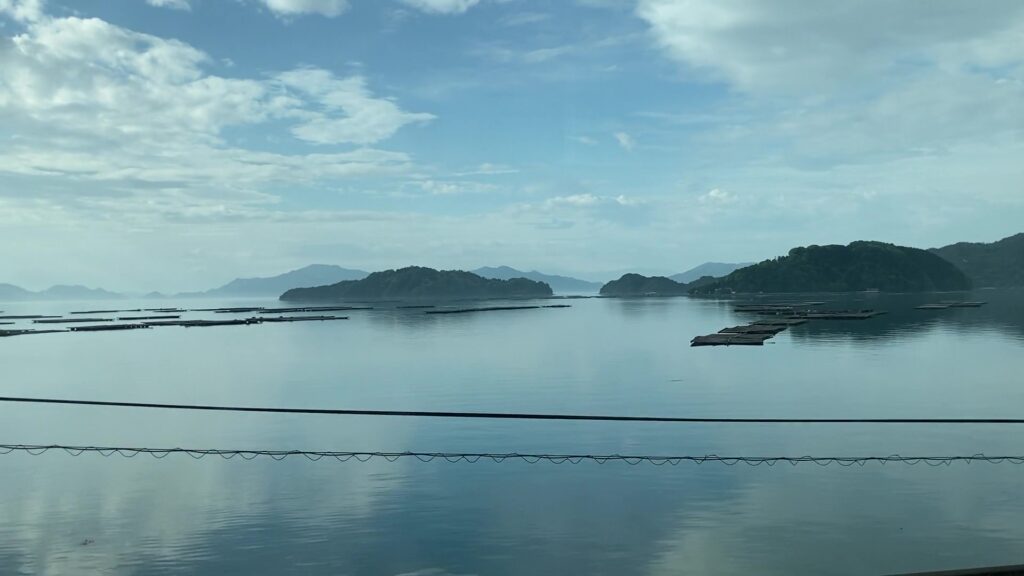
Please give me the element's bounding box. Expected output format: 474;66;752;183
453;162;518;176
0;13;431;146
260;0;350;17
698;188;736;206
636;0;1024;93
571;135;598;146
636;0;1024;228
0;9;432;220
412;179;496;195
476;42;575;65
546;193;601;208
400;0;479;15
0;0;43;22
614;131;635;151
277;68;435;145
146;0;191;10
530;192;653;228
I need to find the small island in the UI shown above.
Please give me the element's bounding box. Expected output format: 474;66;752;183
690;241;972;294
599;274;690;296
280;266;553;301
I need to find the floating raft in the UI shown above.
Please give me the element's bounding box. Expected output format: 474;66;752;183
257;306;371;313
753;318;807;326
142;316;347;328
396;305;436;309
144;308;187;313
791;310;884;320
33;317;113;324
691;333;773;347
938;301;987;308
719;324;787;335
141;320;198;326
117;315;182;320
735;302;825;312
426;305;542;315
735;305;794;313
258;315;348;323
0;315;60;320
0;328;66;337
70;309;142;315
187;307;264;313
148;318;262;327
0;321;13;326
69;324;151;332
916;304;951;310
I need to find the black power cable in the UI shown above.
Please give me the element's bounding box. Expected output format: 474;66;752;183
1;396;1023;424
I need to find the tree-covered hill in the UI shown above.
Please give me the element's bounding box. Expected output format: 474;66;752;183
599;274;690;296
280;266;553;301
931;233;1024;288
691;241;971;294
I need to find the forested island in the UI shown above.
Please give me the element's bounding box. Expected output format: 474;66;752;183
600;274;690;296
689;241;971;294
931;233;1024;288
280;266;553;301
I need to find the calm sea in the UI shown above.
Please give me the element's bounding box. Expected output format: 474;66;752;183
1;290;1023;575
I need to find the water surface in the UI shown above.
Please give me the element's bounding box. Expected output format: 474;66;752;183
1;291;1023;575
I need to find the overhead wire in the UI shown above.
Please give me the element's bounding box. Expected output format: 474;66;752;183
4;396;1022;466
1;396;1023;424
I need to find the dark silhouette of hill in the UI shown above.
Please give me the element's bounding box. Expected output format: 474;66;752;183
931;233;1024;288
473;266;601;293
281;266;553;301
670;262;752;284
599;274;691;296
691;241;971;294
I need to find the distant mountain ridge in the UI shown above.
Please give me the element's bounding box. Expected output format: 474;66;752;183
281;266;553;301
670;262;752;284
691;241;971;294
931;233;1024;288
473;266;602;293
185;264;368;297
0;283;122;301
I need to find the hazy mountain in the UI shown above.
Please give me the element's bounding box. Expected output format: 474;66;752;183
0;283;122;301
281;266;552;301
41;285;122;299
931;233;1024;288
691;241;972;294
670;262;752;284
193;264;368;297
473;266;602;293
599;274;690;296
0;283;34;300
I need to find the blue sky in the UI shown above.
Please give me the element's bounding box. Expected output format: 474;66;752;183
1;0;1023;291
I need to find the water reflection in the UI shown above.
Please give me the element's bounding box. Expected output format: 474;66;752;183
692;289;1024;344
1;292;1023;574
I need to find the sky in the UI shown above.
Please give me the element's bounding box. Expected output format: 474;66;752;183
1;0;1023;292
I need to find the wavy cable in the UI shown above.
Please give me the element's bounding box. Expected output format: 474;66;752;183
2;444;1022;466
